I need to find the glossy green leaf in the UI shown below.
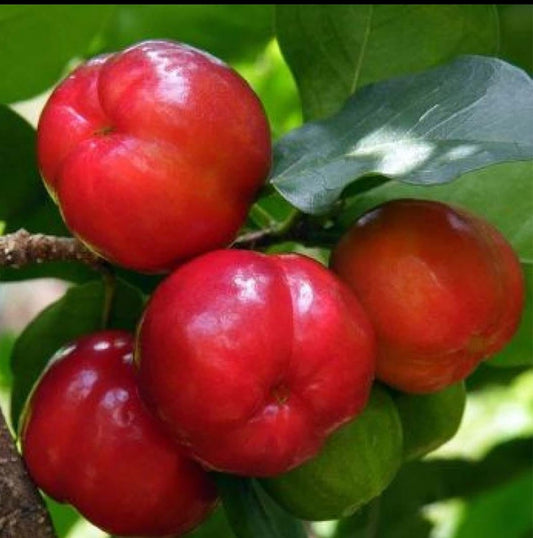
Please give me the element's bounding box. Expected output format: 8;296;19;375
10;278;145;429
276;5;498;120
105;5;273;63
271;56;533;215
0;5;115;103
215;474;306;538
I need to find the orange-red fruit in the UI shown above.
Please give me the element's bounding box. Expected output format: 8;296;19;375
331;199;524;393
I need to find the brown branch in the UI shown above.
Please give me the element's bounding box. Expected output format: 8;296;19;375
0;229;103;269
0;416;55;537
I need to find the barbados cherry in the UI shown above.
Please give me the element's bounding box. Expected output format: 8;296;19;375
21;331;217;536
331;199;524;393
37;40;271;272
136;249;376;477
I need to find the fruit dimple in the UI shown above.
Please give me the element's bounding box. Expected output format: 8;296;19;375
270;383;290;406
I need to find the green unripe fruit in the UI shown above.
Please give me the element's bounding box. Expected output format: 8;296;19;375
394;382;466;461
260;387;403;521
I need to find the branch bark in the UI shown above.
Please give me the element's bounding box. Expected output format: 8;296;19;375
0;417;55;537
0;229;102;269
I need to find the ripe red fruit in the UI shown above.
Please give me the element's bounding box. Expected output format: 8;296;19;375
37;40;271;272
331;199;524;393
137;250;375;477
21;331;217;537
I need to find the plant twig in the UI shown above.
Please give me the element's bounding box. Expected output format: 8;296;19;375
0;229;103;269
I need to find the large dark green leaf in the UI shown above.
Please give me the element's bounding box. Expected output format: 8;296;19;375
276;5;498;120
271;57;533;215
0;106;41;220
105;5;273;63
215;475;306;538
498;5;533;73
10;278;145;429
0;6;115;103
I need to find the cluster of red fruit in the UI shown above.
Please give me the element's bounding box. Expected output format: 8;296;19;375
21;41;524;536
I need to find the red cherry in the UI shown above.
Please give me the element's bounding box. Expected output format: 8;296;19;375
331;199;524;393
37;40;271;272
137;250;376;476
21;331;218;536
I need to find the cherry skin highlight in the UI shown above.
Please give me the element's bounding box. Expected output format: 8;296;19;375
331;199;524;393
136;250;376;477
21;331;218;537
37;40;271;272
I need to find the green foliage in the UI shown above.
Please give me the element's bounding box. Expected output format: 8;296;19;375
9;279;144;429
185;507;236;538
334;437;533;538
0;106;42;220
215;474;307;538
498;5;533;73
454;471;532;538
104;5;273;63
276;5;498;120
0;6;114;103
271;57;533;214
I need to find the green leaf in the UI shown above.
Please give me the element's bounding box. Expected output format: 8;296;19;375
454;471;533;538
45;497;80;538
215;474;307;538
0;106;41;219
10;278;145;429
185;507;236;538
0;6;115;103
498;5;533;73
335;437;532;538
276;5;498;120
105;5;273;63
0;332;15;391
271;56;533;215
488;262;533;368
